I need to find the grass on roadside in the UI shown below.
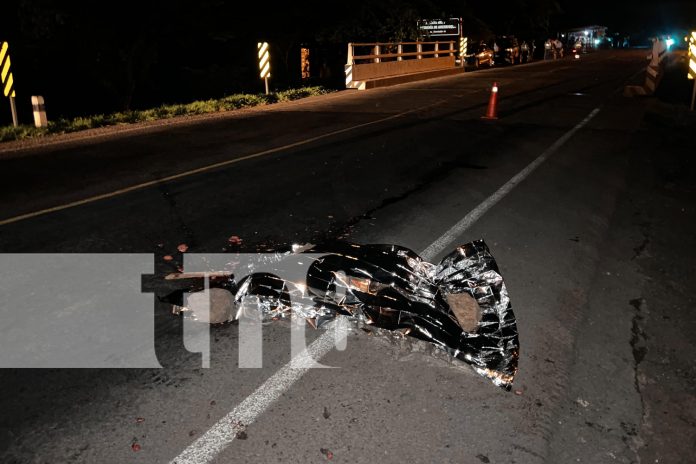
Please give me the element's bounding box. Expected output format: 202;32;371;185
0;86;332;143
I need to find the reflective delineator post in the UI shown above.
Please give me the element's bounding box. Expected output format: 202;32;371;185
257;42;271;95
1;41;18;127
32;95;47;127
300;48;310;80
459;36;468;66
482;82;499;120
689;31;695;111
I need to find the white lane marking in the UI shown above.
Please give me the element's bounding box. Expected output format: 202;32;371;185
0;101;445;228
169;106;600;463
0;90;384;157
420;107;601;261
170;325;341;464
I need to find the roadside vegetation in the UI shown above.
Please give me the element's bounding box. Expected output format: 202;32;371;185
0;86;331;143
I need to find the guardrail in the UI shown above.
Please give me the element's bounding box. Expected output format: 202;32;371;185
648;38;669;67
345;41;457;90
645;38;670;94
624;37;674;97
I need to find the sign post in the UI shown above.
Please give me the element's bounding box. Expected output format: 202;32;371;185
9;95;17;127
0;41;18;127
257;42;271;95
459;36;468;66
688;31;695;111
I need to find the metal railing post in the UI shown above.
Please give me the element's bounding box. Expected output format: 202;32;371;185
397;44;403;61
434;42;439;58
374;45;380;63
417;43;422;59
347;42;353;65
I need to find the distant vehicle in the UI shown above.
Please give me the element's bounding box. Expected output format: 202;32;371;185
494;36;521;65
468;41;495;67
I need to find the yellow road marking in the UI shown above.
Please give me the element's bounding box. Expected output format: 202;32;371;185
0;101;445;227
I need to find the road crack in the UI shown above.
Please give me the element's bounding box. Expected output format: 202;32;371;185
628;297;649;463
313;157;488;244
157;183;198;246
631;221;652;260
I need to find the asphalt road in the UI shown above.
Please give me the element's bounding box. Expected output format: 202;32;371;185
1;50;695;463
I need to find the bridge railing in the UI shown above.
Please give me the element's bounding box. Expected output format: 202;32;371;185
348;41;455;64
345;41;457;89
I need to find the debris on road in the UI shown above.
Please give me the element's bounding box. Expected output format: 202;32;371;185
576;398;590;408
135;417;145;423
159;240;519;389
163;255;174;262
177;243;189;253
323;406;331;419
228;235;243;245
320;448;334;460
131;441;141;452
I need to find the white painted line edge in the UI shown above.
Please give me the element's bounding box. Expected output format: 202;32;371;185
170;324;340;464
169;106;601;464
421;107;601;261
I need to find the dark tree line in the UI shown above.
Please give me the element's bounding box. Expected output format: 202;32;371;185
0;0;564;122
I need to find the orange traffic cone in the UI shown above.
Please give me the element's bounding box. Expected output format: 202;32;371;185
482;82;499;120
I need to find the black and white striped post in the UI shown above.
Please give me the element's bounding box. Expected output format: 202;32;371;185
32;96;47;127
0;41;18;127
257;42;271;95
